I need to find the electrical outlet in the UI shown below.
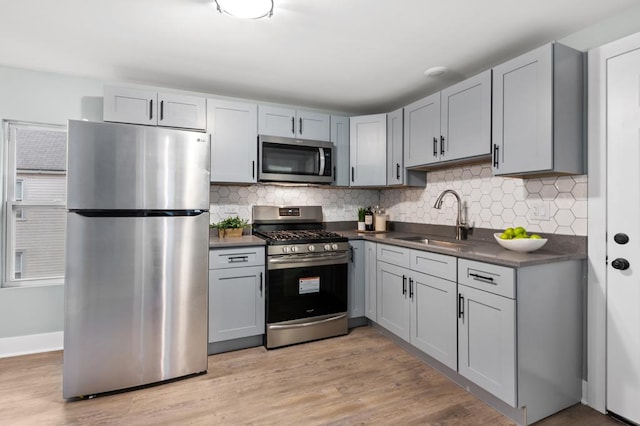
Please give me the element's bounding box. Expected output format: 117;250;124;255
223;205;238;216
531;201;550;221
344;204;355;213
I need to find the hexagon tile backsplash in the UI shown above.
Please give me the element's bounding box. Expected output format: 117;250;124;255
210;162;587;236
209;185;379;224
380;163;587;236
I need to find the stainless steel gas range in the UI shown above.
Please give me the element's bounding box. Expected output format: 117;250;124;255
252;205;349;349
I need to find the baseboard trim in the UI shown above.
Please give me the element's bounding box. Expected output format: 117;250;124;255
0;331;63;358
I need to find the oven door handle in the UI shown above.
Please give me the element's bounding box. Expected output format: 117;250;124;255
268;252;349;269
268;313;347;330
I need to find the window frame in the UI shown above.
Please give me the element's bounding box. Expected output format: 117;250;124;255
3;120;67;288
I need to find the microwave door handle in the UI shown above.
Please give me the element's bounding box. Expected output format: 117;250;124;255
318;147;325;176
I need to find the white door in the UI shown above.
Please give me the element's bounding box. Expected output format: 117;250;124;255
606;45;640;425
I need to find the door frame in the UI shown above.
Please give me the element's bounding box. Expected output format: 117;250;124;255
587;30;640;414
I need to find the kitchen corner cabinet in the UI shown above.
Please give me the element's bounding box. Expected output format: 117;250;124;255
348;240;365;318
376;244;457;369
331;115;350;187
208;247;265;343
457;258;583;423
258;105;330;141
207;99;258;183
103;85;206;130
404;70;491;168
492;43;584;176
350;114;387;186
387;108;427;187
364;241;377;321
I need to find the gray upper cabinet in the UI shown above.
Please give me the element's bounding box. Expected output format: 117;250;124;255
492;43;584;176
258;105;330;141
331;115;350;187
388;108;427;187
387;108;404;186
349;113;387;186
207;98;258;184
440;70;492;162
404;71;492;168
404;92;441;167
104;85;206;131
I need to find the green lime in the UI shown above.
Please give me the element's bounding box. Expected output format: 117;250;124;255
514;226;527;235
499;233;511;240
530;234;542;239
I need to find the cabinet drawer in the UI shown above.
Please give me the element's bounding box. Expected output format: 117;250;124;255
377;244;410;268
209;246;265;269
410;250;456;282
458;259;515;299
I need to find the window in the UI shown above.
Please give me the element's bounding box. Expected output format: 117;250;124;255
14;251;23;279
3;121;67;287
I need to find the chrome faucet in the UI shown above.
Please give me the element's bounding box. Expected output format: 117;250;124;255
433;189;470;240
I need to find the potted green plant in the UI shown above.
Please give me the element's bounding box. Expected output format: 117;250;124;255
357;207;367;231
211;216;249;238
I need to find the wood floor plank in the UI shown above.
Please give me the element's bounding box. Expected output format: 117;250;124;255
0;327;616;425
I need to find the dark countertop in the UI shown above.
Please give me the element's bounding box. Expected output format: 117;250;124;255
207;228;585;268
209;234;266;249
340;230;586;268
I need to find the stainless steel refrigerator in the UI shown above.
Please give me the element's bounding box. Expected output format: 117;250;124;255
63;120;210;399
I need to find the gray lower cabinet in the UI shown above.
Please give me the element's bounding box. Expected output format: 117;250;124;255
208;247;265;346
364;241;377;321
457;258;583;423
376;244;457;369
492;42;584;176
348;240;365;318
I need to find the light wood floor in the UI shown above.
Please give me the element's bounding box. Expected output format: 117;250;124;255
0;326;619;425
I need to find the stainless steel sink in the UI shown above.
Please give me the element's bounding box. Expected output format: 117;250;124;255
396;235;471;249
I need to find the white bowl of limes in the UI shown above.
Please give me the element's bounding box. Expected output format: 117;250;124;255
494;227;547;253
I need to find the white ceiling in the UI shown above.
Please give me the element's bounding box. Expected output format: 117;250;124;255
1;0;639;114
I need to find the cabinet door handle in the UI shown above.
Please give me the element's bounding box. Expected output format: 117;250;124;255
351;167;355;183
396;163;400;180
160;100;164;121
291;117;295;135
228;255;249;263
440;135;445;156
259;272;263;296
333;166;336;180
252;160;255;179
469;272;495;283
349;246;354;263
299;117;303;135
149;99;153;120
409;278;414;299
458;293;464;319
493;144;499;168
433;137;438;156
402;275;407;295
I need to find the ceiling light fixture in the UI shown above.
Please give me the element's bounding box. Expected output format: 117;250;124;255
424;66;449;77
214;0;274;19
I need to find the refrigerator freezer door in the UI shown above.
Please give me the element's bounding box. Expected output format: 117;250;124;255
63;213;209;398
67;120;210;211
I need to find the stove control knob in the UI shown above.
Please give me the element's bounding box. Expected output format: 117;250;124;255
308;245;316;252
282;247;290;253
323;244;332;251
331;243;339;250
291;246;299;253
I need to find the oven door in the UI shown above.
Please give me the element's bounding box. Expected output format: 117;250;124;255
258;135;334;184
267;253;348;324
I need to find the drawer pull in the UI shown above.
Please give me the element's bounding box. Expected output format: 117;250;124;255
228;255;249;263
469;272;494;283
458;293;464;320
402;275;407;295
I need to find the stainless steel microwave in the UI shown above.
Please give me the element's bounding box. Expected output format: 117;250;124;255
258;135;334;184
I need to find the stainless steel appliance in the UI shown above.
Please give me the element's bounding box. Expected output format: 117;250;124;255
252;205;348;348
258;135;334;184
63;120;210;399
